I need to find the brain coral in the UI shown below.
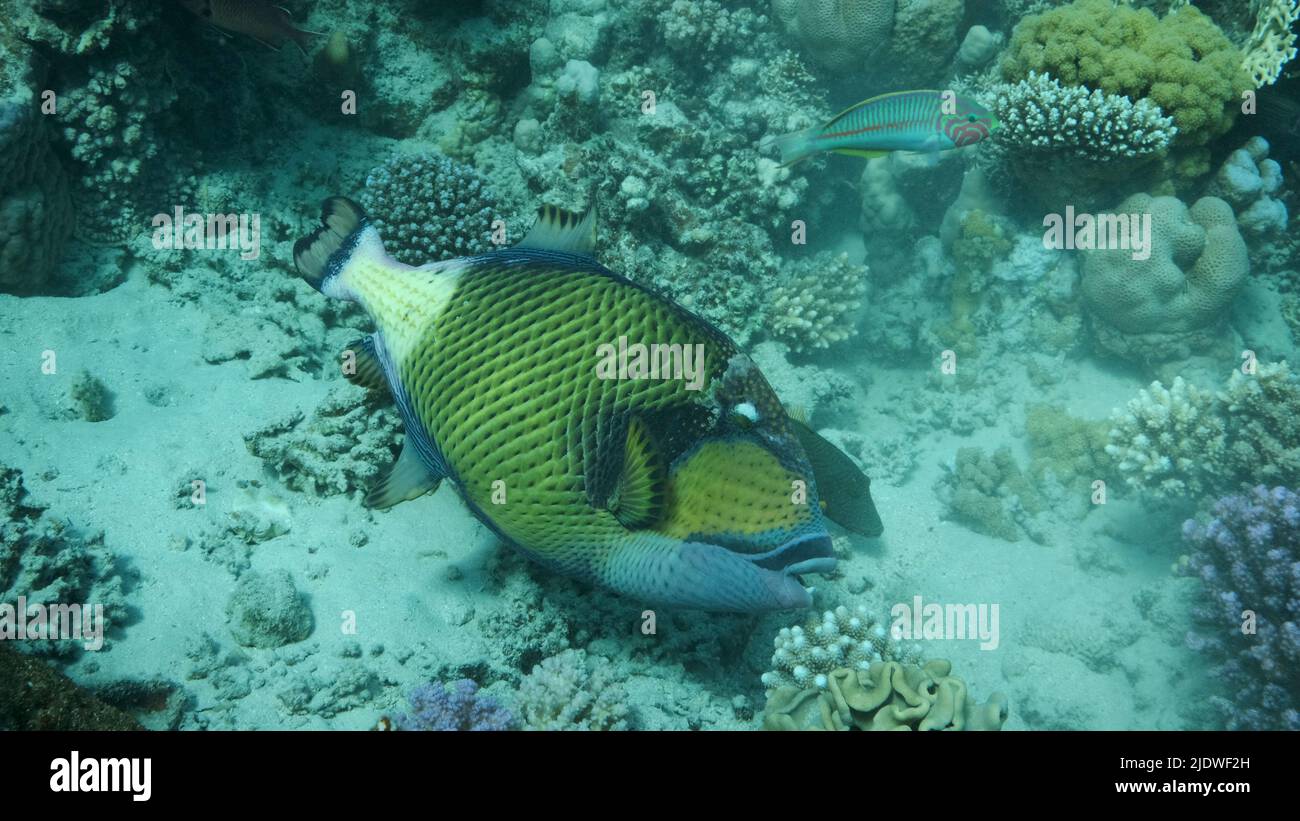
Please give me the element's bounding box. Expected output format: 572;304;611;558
1080;193;1248;360
1000;0;1249;180
771;0;895;72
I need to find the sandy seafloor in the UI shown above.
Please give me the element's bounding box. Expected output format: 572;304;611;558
0;230;1219;730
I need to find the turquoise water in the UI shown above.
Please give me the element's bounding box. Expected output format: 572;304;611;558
0;0;1297;731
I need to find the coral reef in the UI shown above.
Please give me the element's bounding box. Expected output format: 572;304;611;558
244;384;402;498
225;569;314;649
0;41;74;295
395;679;516;731
0;462;130;658
517;648;630;730
357;150;501;265
767;252;867;354
0;643;140;730
763;658;1009;730
1205;137;1288;239
1001;0;1250;183
1079;194;1249;363
771;0;895;72
1105;376;1228;500
936;446;1049;543
1180;486;1300;729
761;605;916;691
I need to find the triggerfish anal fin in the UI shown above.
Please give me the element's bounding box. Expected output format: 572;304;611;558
604;416;666;530
790;418;884;537
340;336;387;392
364;442;444;510
516;202;597;255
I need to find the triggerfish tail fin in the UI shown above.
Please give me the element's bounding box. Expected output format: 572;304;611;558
790;418;884;537
769;127;819;166
293;196;367;293
517;202;597;255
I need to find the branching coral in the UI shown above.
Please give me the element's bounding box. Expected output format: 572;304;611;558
357;150;501;265
517;649;630;730
1180;486;1300;729
1218;361;1300;489
761;605;916;691
766;251;867;354
395;679;516;731
936;447;1049;543
1105;376;1228;499
763;659;1009;730
1242;0;1299;87
1001;0;1250;182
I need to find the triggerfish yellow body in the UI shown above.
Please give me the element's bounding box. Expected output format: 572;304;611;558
292;197;883;612
770;90;998;166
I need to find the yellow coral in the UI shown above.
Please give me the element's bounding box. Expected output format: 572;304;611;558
1243;0;1299;87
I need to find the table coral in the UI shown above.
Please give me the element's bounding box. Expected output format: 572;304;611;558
1079;193;1249;362
763;659;1008;730
1180;485;1300;729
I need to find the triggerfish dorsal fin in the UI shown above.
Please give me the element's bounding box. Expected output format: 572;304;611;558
340;335;388;392
790;418;884;537
364;442;443;510
294;196;367;292
517;202;597;255
604;416;666;530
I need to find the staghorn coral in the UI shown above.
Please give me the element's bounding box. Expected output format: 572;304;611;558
395;679;516;731
517;648;630;730
1105;376;1227;500
766;251;867;354
1001;0;1250;183
1180;486;1300;729
761;605;917;691
357;150;501;265
1079;194;1249;363
243;384;402;498
1241;0;1299;87
770;0;895;72
763;659;1009;730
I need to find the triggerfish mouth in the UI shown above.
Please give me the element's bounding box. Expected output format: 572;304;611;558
770;89;998;166
292;197;883;612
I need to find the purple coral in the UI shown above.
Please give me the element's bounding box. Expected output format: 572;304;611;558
1182;486;1300;730
396;679;516;732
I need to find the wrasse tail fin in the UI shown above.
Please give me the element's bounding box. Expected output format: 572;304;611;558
768;127;818;166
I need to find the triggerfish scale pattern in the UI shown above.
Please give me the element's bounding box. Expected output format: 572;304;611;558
770;89;998;166
291;197;884;613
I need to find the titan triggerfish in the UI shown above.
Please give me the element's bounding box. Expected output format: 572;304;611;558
292;197;882;612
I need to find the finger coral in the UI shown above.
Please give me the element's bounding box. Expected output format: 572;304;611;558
1104;376;1227;500
761;605;916;691
763;658;1009;730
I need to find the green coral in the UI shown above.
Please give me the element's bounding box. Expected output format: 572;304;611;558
937;446;1046;543
1025;404;1114;488
1001;0;1250;183
762;659;1008;731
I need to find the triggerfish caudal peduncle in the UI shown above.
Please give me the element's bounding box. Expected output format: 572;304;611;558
769;90;998;166
292;197;883;612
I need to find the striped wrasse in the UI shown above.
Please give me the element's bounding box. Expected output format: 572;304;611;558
770;89;997;166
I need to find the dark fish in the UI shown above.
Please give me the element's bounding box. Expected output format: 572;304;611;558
177;0;322;54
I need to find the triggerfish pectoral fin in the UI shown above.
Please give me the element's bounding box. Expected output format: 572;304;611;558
589;415;666;531
791;419;884;537
364;442;443;510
